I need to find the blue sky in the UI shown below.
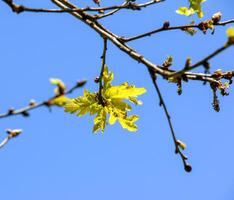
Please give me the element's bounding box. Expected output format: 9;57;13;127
0;0;234;199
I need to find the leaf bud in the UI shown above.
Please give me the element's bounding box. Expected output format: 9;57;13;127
163;21;170;29
212;12;222;24
76;80;87;87
94;76;100;83
184;163;192;172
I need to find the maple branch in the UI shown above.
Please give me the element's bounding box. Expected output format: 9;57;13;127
123;19;234;42
0;80;86;119
98;38;108;106
148;69;192;172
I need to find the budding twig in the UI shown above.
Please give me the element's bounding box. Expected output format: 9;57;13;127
0;129;22;149
0;80;86;119
148;69;192;172
98;38;108;106
169;43;233;78
123;19;234;43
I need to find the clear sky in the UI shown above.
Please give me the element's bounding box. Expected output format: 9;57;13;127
0;0;234;199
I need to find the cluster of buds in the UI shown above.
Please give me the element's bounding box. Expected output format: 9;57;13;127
162;55;173;69
6;129;22;139
198;12;222;34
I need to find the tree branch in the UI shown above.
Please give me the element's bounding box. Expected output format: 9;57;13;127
148;69;192;172
0;129;22;149
1;0;164;15
123;19;234;42
94;0;164;19
98;38;108;106
170;43;233;78
0;80;86;119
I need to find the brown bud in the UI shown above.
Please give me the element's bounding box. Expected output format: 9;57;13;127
163;21;170;29
76;80;87;87
184;164;192;172
94;77;100;83
212;12;222;24
8;108;15;115
29;99;36;107
93;0;100;6
6;129;22;138
22;111;30;117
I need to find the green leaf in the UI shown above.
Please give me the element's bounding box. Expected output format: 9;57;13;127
49;96;71;107
190;0;206;18
176;7;195;16
62;66;146;133
183;27;197;36
102;66;114;91
50;78;66;95
226;26;234;38
129;97;143;105
119;115;139;132
109;111;118;125
64;89;100;116
176;0;206;18
50;78;62;86
105;82;146;100
93;108;107;133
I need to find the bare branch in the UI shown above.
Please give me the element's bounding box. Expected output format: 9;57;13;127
1;0;164;15
170;43;233;78
0;129;22;149
148;69;192;172
95;0;164;19
98;38;108;106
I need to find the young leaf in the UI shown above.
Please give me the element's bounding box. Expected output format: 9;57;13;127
119;115;139;132
176;7;195;16
93;108;107;133
226;26;234;38
61;66;146;133
50;78;66;95
49;96;71;107
176;0;206;18
176;140;187;150
105;82;146;100
64;90;100;116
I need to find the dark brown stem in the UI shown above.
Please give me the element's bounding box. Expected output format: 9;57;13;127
98;38;108;106
148;69;192;172
95;0;164;19
1;0;164;15
124;19;234;42
170;43;233;78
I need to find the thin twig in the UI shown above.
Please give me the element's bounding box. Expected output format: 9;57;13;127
95;0;128;19
0;80;86;119
148;69;192;172
123;19;234;42
95;0;164;19
1;0;164;15
0;129;22;149
170;43;233;78
98;38;108;105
